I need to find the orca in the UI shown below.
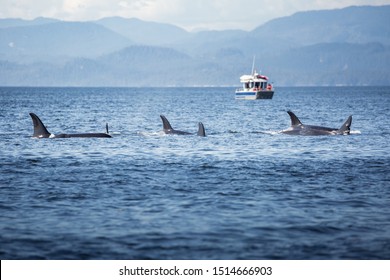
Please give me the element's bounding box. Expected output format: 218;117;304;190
160;115;206;137
281;111;352;136
29;113;112;138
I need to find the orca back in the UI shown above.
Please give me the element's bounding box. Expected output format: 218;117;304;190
54;133;112;138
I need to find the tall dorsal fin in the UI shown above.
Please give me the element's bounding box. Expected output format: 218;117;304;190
160;115;173;130
29;113;51;138
338;115;352;134
287;111;303;126
197;122;206;137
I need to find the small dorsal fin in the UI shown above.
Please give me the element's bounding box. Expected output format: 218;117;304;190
160;115;173;130
287;111;303;126
197;122;206;137
338;115;352;134
29;113;51;138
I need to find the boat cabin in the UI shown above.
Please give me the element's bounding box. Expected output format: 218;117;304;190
235;70;274;100
240;72;272;91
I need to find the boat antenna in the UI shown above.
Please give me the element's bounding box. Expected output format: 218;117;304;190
251;55;256;75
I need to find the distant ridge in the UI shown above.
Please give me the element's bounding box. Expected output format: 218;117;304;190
0;5;389;86
252;5;390;46
96;17;190;45
0;21;132;61
0;17;60;28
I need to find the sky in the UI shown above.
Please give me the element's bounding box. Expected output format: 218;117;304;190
1;0;389;31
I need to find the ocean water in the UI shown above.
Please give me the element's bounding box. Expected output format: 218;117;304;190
0;86;389;260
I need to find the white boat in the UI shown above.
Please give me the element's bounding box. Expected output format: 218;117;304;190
235;60;274;100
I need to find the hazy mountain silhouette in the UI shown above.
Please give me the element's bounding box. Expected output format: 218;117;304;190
96;17;190;45
0;21;132;62
251;5;390;47
0;17;60;28
0;5;389;86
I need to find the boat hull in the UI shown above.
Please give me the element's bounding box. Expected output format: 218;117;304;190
235;90;274;100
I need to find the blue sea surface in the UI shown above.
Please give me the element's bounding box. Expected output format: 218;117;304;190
0;86;389;259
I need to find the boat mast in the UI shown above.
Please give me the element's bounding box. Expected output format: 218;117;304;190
251;56;256;75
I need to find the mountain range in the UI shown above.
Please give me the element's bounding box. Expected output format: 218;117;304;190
1;5;389;86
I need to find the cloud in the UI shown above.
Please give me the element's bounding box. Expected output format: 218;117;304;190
0;0;389;30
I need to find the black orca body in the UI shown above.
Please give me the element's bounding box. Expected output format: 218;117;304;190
281;111;352;136
29;113;112;138
160;115;206;137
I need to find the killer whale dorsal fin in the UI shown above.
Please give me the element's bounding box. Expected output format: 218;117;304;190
160;115;173;130
338;115;352;134
29;113;51;138
197;122;206;137
287;111;303;126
